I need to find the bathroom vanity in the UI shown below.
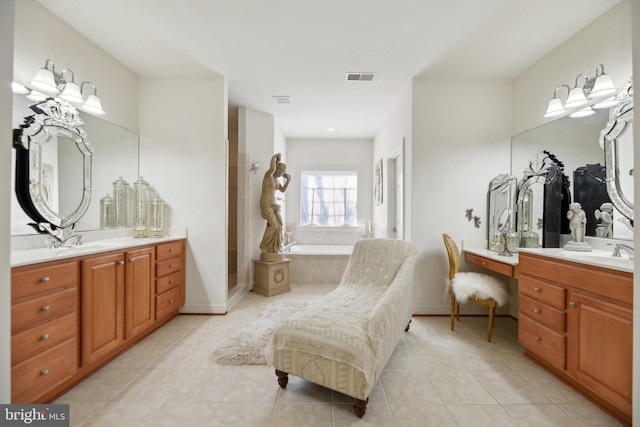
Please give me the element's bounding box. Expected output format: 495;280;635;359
517;249;632;426
10;237;186;404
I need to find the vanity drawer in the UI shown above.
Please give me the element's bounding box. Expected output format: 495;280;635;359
12;288;77;334
156;241;183;262
519;275;565;309
12;312;76;366
11;337;77;404
156;258;181;278
519;294;565;332
156;271;181;294
12;261;78;302
519;314;566;371
156;286;181;320
464;252;515;277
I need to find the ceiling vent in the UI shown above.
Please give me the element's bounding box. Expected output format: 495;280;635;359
346;72;376;82
273;95;292;105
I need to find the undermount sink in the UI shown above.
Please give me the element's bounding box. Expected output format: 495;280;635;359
556;249;633;271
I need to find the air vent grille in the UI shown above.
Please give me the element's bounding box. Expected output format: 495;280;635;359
273;96;292;105
346;72;376;82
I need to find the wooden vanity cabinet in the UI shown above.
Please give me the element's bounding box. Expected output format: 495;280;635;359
518;252;632;425
11;239;186;404
155;240;185;320
11;260;79;404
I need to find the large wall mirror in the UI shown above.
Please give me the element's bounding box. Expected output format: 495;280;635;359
511;89;633;241
11;93;139;236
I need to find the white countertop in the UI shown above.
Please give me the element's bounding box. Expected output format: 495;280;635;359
11;232;187;267
462;240;633;274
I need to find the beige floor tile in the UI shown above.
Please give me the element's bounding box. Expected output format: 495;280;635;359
502;404;582;426
332;381;386;404
380;370;442;404
558;402;626;426
471;370;551;404
81;400;162;427
144;402;218;427
169;367;238;403
276;375;333;403
111;367;188;402
383;345;421;370
458;348;513;371
60;367;141;401
207;402;274;427
519;369;591;404
222;367;281;403
140;325;190;346
271;402;333;427
107;343;168;369
447;404;518;426
389;403;457;427
410;345;466;371
333;403;394;426
62;400;105;427
150;343;209;369
428;371;497;404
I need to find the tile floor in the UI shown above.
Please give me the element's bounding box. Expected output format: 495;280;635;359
56;285;624;426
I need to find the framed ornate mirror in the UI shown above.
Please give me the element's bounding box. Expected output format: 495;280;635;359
13;98;93;241
488;174;517;252
600;79;633;228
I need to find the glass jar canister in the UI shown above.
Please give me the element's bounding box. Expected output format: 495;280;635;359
113;176;131;228
133;176;150;237
99;193;115;229
149;193;165;237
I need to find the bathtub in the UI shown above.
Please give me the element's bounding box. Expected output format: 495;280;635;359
288;244;353;255
286;244;353;284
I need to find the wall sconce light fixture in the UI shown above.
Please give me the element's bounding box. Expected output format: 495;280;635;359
543;64;616;119
15;59;106;116
249;163;261;174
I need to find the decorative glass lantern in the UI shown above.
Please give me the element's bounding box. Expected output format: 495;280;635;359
133;176;150;237
99;193;115;229
112;176;130;228
149;193;165;237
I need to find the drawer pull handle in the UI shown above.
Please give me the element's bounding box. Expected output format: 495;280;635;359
118;260;125;266
169;280;174;284
533;336;540;341
169;264;175;268
41;277;50;283
130;258;135;263
569;301;576;308
42;306;51;312
41;334;49;340
169;248;174;252
533;287;540;292
481;261;487;266
533;309;540;314
169;299;174;304
41;369;49;376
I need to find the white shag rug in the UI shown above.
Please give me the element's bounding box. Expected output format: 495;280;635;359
212;299;307;365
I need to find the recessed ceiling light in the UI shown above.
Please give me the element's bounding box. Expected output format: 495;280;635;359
273;95;292;105
326;127;335;132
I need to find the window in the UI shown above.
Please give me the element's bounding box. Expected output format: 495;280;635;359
300;171;357;226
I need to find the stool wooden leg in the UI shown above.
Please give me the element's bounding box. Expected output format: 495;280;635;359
487;304;495;342
405;319;411;332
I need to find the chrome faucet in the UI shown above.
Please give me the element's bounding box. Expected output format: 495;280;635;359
283;241;296;253
612;243;634;259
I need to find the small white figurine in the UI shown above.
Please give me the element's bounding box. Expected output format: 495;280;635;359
564;202;591;252
594;202;614;238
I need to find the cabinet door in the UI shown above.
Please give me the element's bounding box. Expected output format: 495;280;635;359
81;253;125;366
125;247;155;339
568;291;632;416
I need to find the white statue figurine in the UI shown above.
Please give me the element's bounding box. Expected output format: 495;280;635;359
594;202;614;238
259;153;291;261
564;202;591;252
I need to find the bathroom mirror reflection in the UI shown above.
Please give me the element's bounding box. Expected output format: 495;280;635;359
511;105;632;240
11;94;139;235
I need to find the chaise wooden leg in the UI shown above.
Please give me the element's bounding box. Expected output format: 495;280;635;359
405;319;411;332
352;397;368;418
275;369;289;388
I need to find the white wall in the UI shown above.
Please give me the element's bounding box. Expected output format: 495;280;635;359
238;107;278;288
0;0;15;404
13;0;139;132
410;77;512;314
373;85;412;239
512;0;631;135
139;77;228;313
285;138;373;242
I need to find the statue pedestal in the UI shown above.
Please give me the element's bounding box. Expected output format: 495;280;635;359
253;258;291;297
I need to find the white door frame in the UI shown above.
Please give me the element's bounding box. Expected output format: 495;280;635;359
387;140;404;240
